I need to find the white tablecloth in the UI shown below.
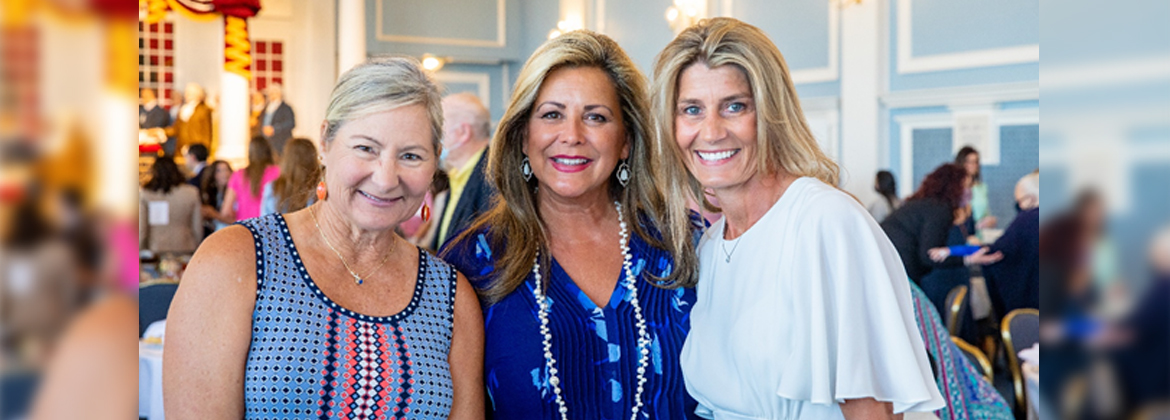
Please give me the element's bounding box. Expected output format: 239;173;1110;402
139;342;165;420
1023;362;1043;420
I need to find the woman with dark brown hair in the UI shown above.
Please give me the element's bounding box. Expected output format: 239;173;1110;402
139;156;203;254
881;163;1002;285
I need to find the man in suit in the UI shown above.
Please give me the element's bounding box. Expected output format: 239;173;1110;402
183;144;210;188
433;93;495;250
261;84;295;155
139;88;170;129
166;83;213;156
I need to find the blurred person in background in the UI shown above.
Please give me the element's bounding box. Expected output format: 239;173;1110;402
198;160;233;237
165;83;213;157
260;138;320;215
1102;224;1170;415
139;157;203;255
260;83;296;156
881;163;1002;311
164;57;484;419
432;92;494;250
1;188;81;368
979;171;1040;317
866;170;901;223
249;90;266;138
214;136;279;223
182;144;210;188
27;216;140;420
139;88;170;130
955;146;996;230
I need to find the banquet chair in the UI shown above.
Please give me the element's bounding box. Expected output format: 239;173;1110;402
951;336;993;382
1001;308;1040;415
139;280;179;337
944;284;968;336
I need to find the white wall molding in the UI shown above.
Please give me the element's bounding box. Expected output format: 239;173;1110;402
801;96;841;112
433;71;491;108
375;0;507;47
880;81;1038;109
896;0;1038;74
791;1;839;84
839;0;881;201
1043;57;1170;90
893;106;1038;196
719;0;838;84
893;112;952;197
805;108;841;163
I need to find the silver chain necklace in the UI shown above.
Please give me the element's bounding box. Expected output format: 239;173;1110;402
721;233;742;263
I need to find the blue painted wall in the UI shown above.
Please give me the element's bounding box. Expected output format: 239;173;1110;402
888;0;1039;91
910;0;1037;56
602;0;676;76
362;0;560;125
907;124;1039;228
734;0;830;70
365;0;524;61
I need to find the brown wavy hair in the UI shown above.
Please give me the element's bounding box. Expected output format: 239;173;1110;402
444;30;698;305
272;138;321;212
906;163;968;210
244;136;276;197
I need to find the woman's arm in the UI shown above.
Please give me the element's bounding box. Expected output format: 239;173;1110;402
162;226;258;419
216;188;238;223
840;398;901;420
917;205;963;268
447;272;485;420
190;194;204;244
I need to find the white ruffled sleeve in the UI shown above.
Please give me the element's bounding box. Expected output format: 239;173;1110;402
775;189;946;414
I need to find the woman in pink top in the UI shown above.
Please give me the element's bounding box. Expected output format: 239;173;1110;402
218;136;281;222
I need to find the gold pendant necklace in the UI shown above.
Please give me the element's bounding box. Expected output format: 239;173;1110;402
309;205;392;285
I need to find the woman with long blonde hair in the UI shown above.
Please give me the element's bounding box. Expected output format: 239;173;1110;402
443;30;703;419
652;18;944;419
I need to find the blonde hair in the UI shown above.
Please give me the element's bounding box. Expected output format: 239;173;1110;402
445;30;698;304
322;57;444;154
651;17;839;212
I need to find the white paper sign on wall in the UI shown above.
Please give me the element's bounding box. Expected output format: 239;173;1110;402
952;109;1000;165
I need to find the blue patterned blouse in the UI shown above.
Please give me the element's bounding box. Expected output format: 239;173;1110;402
442;217;702;420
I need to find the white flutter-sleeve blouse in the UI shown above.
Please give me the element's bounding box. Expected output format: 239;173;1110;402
679;177;945;420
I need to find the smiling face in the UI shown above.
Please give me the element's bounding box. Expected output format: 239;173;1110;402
213;162;231;188
673;63;759;194
963;152;980;178
321;105;437;232
524;66;629;204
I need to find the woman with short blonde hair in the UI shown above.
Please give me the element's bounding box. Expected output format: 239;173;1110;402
165;57;484;419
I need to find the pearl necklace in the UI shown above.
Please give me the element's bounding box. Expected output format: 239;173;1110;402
531;201;651;420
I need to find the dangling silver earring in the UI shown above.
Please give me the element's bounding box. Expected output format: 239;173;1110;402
616;159;631;187
521;156;533;182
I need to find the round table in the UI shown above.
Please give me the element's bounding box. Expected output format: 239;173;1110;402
139;342;165;420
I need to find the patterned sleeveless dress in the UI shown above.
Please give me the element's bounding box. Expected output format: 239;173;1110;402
240;214;457;420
